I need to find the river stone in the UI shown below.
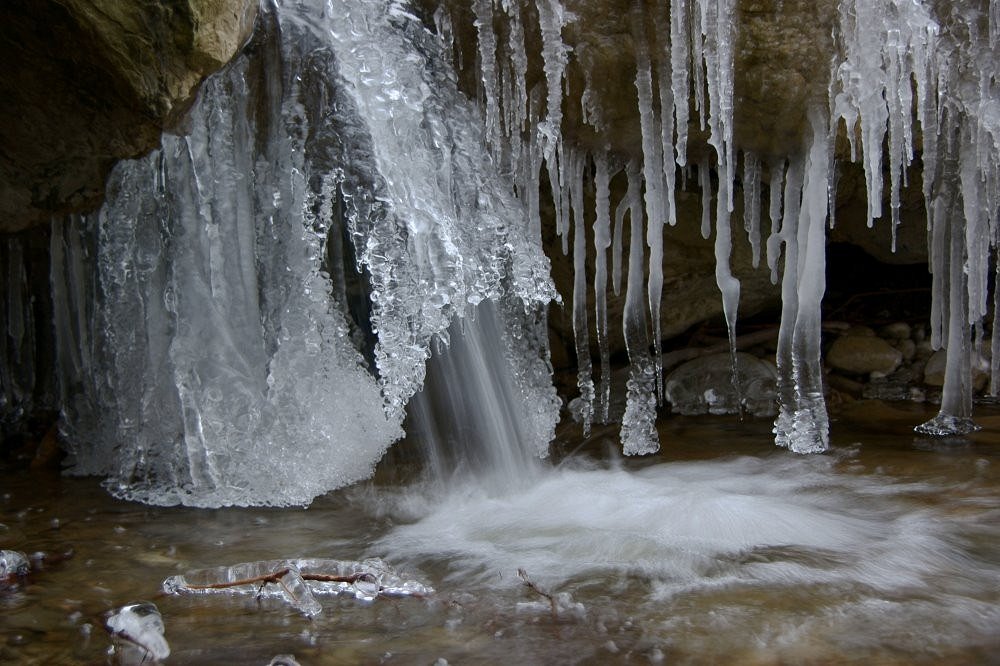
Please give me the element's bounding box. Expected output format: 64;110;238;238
880;322;913;340
922;349;990;390
826;335;902;376
664;352;778;417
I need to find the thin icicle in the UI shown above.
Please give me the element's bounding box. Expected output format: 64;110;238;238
655;4;678;227
535;0;572;151
620;159;659;455
568;148;594;435
631;2;667;400
765;159;786;284
670;0;691;167
500;0;529;139
743;152;762;268
473;0;502;154
593;150;613;424
612;164;640;297
714;168;741;398
991;256;1000;396
699;159;712;239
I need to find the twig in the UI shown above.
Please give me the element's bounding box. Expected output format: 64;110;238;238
517;568;557;620
182;568;291;591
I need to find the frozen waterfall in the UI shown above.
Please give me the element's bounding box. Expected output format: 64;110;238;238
2;0;999;506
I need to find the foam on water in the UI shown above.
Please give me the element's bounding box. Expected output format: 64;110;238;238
375;451;998;603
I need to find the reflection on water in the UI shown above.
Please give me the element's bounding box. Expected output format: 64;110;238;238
1;410;999;664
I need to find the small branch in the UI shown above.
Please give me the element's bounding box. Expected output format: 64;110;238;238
182;568;290;591
517;568;557;620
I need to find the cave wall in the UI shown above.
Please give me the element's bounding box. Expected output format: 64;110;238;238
0;0;257;232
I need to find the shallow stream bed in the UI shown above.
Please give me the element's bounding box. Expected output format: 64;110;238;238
2;402;999;664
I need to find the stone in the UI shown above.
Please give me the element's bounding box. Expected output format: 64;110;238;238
664;352;778;417
842;325;877;337
921;349;990;390
826;335;902;376
0;0;257;232
880;322;912;340
893;338;917;363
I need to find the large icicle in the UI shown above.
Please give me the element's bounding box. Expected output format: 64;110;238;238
620;159;659;455
774;112;831;454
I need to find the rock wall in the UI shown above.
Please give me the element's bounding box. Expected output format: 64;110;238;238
0;0;257;232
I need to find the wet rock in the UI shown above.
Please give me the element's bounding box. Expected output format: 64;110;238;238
842;325;877;337
664;352;778;417
921;350;990;390
880;322;912;340
826;335;902;376
893;338;917;363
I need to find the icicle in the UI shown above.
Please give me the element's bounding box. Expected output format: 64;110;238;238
631;2;666;399
699;159;712;239
991;256;1000;396
473;0;501;154
568;148;594;435
743;152;762;268
535;0;572;151
917;122;979;436
620;159;659;455
774;112;829;454
772;155;804;451
714;167;741;398
593;150;613;424
670;0;691;167
690;0;707;132
655;4;678;227
500;0;529;138
765;159;786;284
612;164;640;297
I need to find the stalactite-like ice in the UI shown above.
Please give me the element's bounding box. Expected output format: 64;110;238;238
568;147;595;434
620;160;660;455
631;5;667;399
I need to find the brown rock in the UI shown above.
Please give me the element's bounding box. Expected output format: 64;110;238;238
827;335;902;376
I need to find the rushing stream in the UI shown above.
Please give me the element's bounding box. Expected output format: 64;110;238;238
2;412;999;663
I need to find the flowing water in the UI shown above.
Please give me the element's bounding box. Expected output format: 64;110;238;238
2;408;998;664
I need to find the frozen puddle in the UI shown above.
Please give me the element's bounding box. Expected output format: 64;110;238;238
376;453;997;600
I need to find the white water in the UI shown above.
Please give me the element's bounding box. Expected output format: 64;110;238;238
374;450;999;632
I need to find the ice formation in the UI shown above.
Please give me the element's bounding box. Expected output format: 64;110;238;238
44;0;559;506
104;602;170;662
447;0;999;449
3;0;1000;505
162;557;432;616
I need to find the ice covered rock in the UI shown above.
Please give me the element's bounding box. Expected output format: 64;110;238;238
0;550;29;583
103;601;170;662
664;352;778;417
826;335;902;376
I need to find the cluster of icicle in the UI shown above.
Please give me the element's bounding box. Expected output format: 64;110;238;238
43;0;560;506
453;0;1000;450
